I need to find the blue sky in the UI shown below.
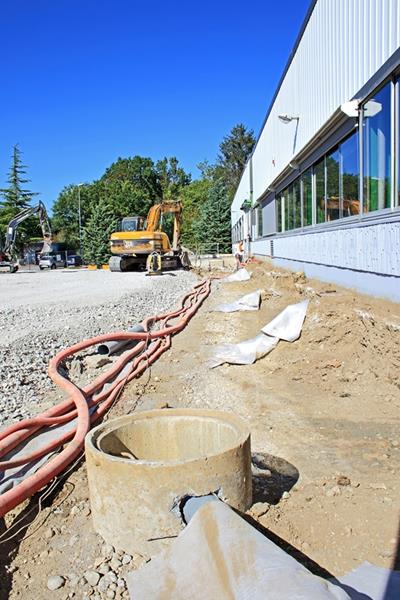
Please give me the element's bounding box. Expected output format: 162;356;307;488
0;0;310;211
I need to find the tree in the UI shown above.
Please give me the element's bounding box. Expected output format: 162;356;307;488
101;155;161;201
83;200;118;267
155;157;191;200
217;124;256;198
180;178;212;248
193;180;231;253
0;144;39;250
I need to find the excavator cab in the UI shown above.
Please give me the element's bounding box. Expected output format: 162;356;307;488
120;216;145;232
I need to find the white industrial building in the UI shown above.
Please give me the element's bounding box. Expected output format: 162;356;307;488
231;0;400;301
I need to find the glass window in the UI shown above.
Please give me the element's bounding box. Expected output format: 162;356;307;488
288;186;295;230
363;82;392;212
283;188;290;231
315;158;325;223
326;147;340;221
302;168;312;226
257;207;263;237
276;197;282;232
293;179;301;228
341;131;360;217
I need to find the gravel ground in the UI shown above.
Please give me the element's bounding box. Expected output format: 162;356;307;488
0;268;197;426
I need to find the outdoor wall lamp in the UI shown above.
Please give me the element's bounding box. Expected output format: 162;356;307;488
278;114;299;124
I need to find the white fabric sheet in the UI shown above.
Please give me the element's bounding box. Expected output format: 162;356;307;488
214;290;261;313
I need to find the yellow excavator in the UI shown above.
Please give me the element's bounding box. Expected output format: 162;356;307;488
108;200;189;272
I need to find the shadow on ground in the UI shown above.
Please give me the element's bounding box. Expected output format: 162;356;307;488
251;451;299;504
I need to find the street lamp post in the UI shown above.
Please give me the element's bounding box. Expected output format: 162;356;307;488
77;183;84;257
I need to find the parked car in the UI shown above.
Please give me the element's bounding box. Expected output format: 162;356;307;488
66;254;83;267
39;254;67;270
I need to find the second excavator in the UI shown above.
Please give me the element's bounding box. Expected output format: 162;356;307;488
108;200;189;272
0;201;52;273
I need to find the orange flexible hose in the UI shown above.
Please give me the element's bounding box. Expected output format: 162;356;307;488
0;278;212;516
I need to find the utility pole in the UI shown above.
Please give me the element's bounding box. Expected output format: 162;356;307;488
77;183;84;257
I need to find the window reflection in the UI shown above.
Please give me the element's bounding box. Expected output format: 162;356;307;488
276;197;282;232
315;158;325;223
293;179;301;228
341;132;360;216
326;148;340;221
363;82;391;212
302;169;312;226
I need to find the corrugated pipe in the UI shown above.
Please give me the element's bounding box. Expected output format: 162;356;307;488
97;324;146;355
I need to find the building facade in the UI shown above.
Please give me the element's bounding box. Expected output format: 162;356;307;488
231;0;400;301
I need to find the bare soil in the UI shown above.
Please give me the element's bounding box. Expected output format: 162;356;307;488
1;261;400;598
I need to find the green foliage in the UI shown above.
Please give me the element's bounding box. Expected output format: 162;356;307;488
217;123;256;198
193;180;231;253
83;200;118;267
155;157;191;200
0;145;40;251
52;156;191;250
180;179;212;248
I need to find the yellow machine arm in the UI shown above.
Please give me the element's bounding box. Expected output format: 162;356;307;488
145;201;182;249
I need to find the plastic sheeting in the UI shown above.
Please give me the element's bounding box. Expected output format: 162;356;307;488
333;561;400;600
261;300;309;342
223;268;251;283
208;334;279;368
213;290;261;313
126;500;350;600
208;299;309;368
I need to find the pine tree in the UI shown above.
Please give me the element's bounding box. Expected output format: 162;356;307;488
193;180;231;254
0;144;38;210
83;200;118;267
217;124;256;198
0;144;39;249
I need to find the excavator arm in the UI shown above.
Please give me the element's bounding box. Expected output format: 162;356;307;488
1;201;52;272
145;201;182;249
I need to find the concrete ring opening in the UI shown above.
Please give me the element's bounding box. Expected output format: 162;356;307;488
96;412;246;463
85;409;252;555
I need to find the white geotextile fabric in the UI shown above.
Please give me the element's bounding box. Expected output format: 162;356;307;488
208;333;278;368
261;299;309;342
223;268;251;282
214;290;261;313
333;561;400;600
208;299;309;368
126;500;350;600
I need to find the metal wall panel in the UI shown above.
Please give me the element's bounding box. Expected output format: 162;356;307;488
231;163;251;224
272;221;400;276
235;0;400;208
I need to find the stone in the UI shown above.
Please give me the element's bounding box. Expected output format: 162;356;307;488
85;355;112;370
45;527;55;539
47;575;65;591
249;502;269;518
110;557;121;571
131;554;147;569
98;563;111;575
106;591;116;599
281;491;290;500
97;576;109;593
67;572;79;587
84;570;100;587
121;554;132;565
101;543;115;557
117;578;126;589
